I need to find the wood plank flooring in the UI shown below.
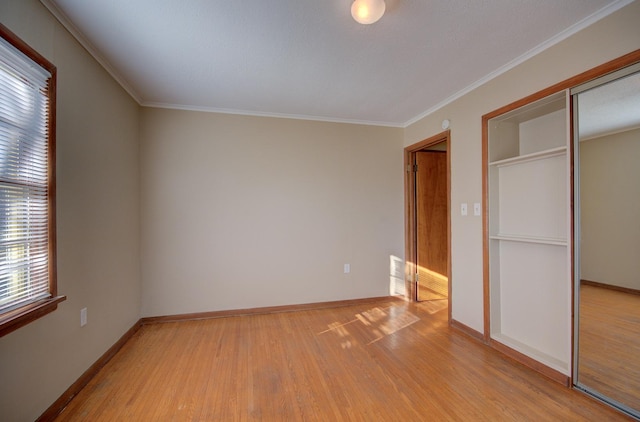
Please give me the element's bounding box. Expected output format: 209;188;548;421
55;298;631;421
578;284;640;412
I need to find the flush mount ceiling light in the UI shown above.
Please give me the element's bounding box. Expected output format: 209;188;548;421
351;0;386;24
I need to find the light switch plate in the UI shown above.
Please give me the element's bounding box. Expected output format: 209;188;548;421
461;203;468;216
474;203;481;216
80;308;87;327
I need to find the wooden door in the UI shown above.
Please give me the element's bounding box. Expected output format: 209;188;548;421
416;151;448;301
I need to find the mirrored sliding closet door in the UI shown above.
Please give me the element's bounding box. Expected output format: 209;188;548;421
573;63;640;420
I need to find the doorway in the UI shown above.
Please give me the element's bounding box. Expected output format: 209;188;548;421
405;131;451;320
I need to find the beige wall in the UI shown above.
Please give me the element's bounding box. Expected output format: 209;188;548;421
405;1;640;332
0;1;141;421
140;109;404;316
580;128;640;290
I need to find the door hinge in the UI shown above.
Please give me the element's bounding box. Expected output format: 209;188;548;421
415;273;419;282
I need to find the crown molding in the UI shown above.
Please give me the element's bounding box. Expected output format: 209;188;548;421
402;0;636;128
40;0;142;104
142;101;404;127
41;0;634;129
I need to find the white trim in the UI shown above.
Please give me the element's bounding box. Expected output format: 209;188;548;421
40;0;142;104
142;101;404;127
580;124;640;142
41;0;634;128
402;0;636;128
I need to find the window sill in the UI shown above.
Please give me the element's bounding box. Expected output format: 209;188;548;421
0;296;66;338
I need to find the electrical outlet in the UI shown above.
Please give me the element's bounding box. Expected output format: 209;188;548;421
344;263;351;274
80;308;87;327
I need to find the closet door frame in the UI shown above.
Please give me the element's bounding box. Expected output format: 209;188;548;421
481;49;640;385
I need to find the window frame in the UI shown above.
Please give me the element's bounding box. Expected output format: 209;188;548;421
0;23;64;337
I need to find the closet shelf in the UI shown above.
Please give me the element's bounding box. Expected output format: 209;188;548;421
489;146;566;167
490;234;567;246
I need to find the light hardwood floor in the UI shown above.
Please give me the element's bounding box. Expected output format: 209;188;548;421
578;284;640;413
55;298;631;421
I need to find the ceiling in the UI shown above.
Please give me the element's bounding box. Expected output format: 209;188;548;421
42;0;632;127
578;69;640;139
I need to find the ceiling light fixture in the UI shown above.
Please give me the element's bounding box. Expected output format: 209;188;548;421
351;0;385;25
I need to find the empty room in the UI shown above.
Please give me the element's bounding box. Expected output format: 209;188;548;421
1;0;639;420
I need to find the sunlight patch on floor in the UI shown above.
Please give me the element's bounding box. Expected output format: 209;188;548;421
319;304;420;348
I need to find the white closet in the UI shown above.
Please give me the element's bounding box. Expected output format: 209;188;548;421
487;91;572;375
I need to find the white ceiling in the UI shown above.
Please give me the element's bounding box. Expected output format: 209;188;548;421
42;0;633;127
578;70;640;139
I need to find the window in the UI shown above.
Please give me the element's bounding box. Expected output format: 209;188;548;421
0;24;64;337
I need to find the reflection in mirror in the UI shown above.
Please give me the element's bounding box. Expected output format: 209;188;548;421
575;69;640;419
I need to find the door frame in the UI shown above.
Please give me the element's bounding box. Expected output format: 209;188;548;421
404;130;451;322
480;49;640;385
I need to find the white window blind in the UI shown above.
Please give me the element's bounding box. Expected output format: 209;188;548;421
0;36;52;313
